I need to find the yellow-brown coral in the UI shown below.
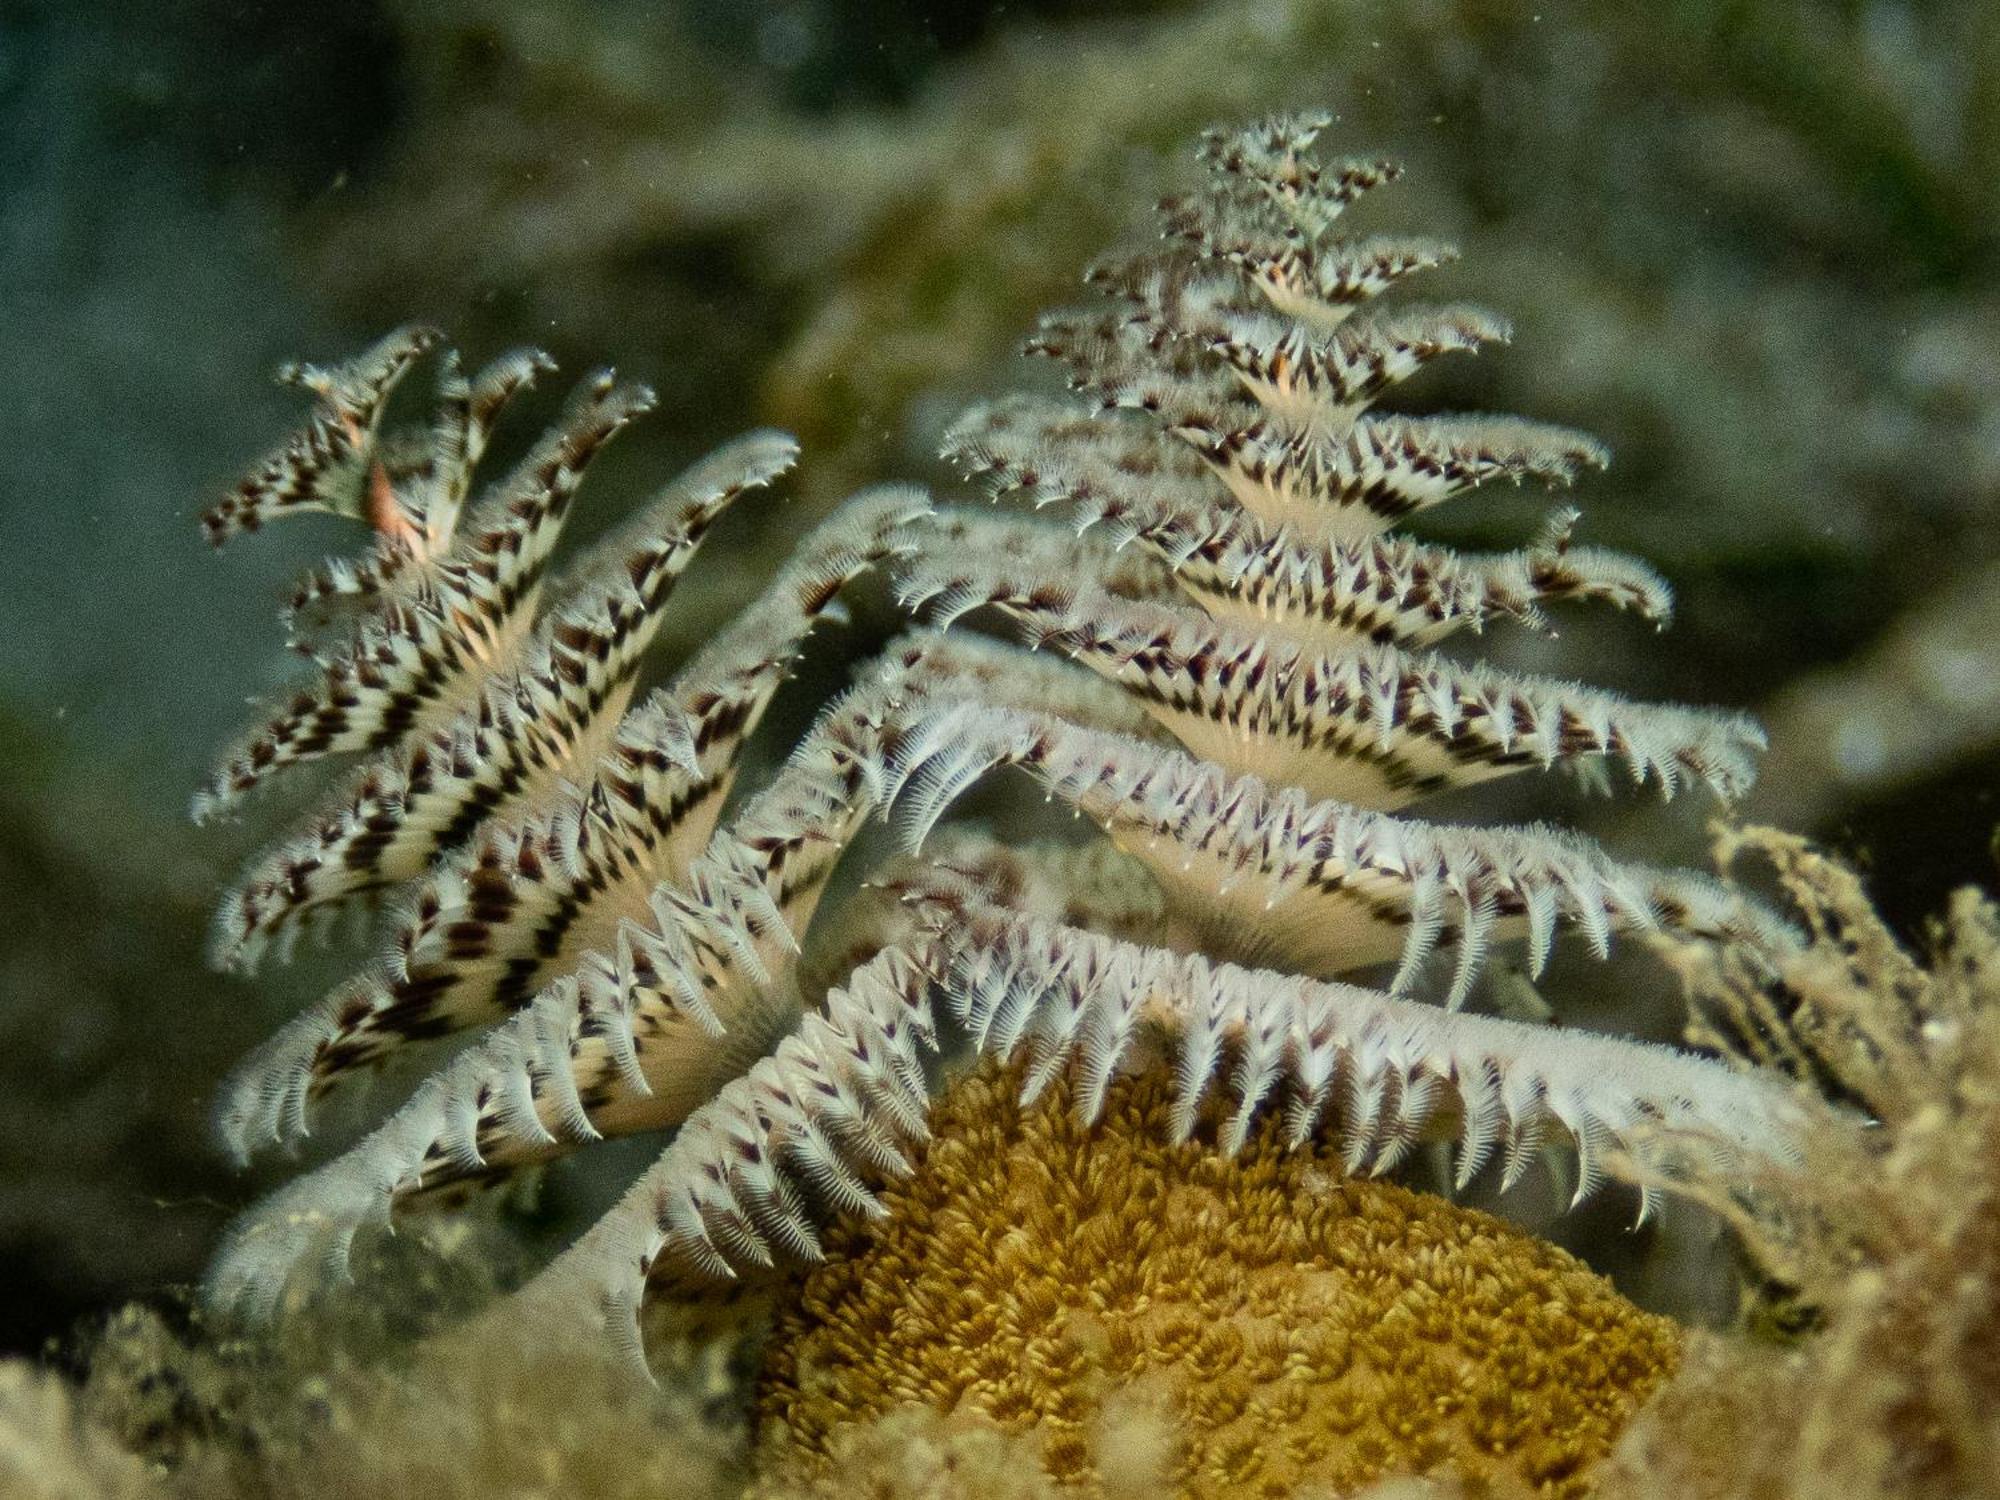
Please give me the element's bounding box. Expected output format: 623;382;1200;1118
754;1062;1680;1499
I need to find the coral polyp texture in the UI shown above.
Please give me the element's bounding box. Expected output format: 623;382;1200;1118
753;1060;1682;1499
193;114;1809;1482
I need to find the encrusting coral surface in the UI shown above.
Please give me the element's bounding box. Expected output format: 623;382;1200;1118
755;1061;1680;1499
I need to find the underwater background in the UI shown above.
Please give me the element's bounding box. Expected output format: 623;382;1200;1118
1;0;1996;1416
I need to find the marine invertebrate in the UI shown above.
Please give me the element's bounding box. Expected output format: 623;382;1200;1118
195;114;1802;1399
754;1058;1682;1498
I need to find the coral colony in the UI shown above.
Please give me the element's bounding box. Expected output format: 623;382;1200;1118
194;116;1805;1390
750;1059;1688;1494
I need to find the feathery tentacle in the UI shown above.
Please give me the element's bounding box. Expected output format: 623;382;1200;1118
208;432;801;965
196;117;1807;1363
193;374;658;821
881;701;1791;1001
201;325;443;547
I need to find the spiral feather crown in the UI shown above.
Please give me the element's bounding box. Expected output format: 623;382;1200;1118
193;114;1802;1350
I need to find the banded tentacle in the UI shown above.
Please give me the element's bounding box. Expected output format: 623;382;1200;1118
210;431;801;968
201;325;444;547
213;490;924;1158
194;372;658;821
280;346;559;651
500;887;1799;1361
897;560;1759;809
882;701;1792;1005
943;396;1669;644
196;116;1820;1360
